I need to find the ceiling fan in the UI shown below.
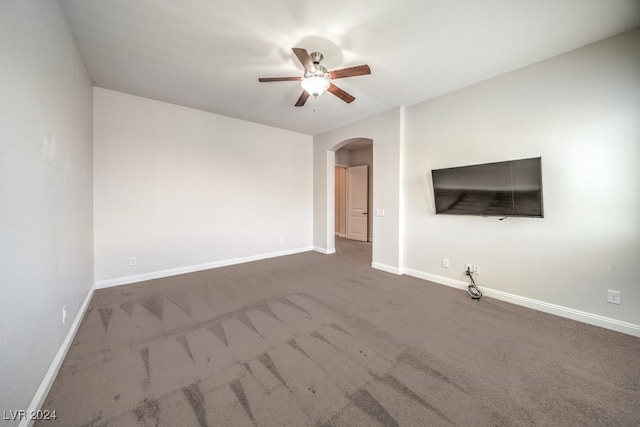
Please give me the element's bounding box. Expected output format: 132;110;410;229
258;47;371;107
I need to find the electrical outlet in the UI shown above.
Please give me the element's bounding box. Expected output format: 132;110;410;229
465;263;473;273
473;265;480;275
442;258;450;268
62;306;67;324
279;237;285;245
606;290;621;305
129;257;137;266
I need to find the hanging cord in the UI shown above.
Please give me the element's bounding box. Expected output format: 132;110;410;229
466;269;483;300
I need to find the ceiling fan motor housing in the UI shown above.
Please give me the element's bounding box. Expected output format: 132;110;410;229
304;65;329;79
310;51;324;67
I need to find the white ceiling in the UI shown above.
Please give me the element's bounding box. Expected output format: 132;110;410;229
59;0;640;136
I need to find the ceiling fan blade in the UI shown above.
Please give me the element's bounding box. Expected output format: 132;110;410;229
328;83;355;103
258;77;302;82
328;64;371;80
292;47;315;72
295;91;310;107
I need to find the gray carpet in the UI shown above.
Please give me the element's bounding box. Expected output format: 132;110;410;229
38;239;640;426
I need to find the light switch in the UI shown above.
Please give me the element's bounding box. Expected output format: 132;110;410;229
375;208;385;217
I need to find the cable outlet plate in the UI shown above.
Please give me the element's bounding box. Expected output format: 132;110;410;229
606;290;621;305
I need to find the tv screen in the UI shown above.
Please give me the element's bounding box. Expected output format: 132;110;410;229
431;157;543;218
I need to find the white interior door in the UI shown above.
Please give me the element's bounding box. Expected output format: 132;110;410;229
346;165;368;242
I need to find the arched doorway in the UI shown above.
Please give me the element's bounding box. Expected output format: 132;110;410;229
334;139;373;241
313;107;403;273
329;138;373;262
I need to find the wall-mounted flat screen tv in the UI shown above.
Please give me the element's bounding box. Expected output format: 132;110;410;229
431;157;543;218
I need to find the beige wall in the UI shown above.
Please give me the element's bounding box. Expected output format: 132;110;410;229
0;0;94;417
402;28;640;329
94;88;313;286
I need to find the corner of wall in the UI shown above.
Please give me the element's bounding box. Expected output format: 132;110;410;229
21;285;95;427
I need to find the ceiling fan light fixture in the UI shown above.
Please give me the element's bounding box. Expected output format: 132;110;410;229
301;75;330;97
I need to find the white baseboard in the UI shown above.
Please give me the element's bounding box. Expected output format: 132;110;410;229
403;268;640;338
372;262;402;275
22;285;95;427
96;246;313;289
402;269;466;291
314;246;336;255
